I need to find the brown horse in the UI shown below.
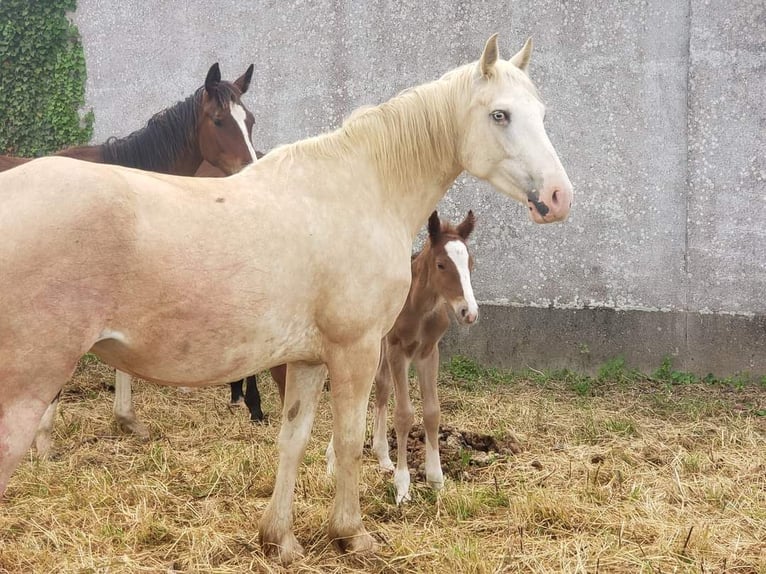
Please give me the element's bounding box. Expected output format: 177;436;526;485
374;210;477;503
2;63;260;456
0;35;572;564
0;63;257;175
324;210;478;503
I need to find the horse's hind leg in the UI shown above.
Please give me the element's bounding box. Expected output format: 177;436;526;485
243;374;265;422
113;369;149;439
325;338;381;555
389;348;415;504
371;343;394;471
33;391;60;459
414;347;443;491
229;380;245;406
259;361;327;565
1;361;74;496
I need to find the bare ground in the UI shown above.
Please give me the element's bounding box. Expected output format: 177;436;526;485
1;357;764;573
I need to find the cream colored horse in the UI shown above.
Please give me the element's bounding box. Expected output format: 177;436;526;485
0;35;572;564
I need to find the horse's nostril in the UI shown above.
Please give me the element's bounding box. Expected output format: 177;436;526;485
461;308;468;317
551;189;559;205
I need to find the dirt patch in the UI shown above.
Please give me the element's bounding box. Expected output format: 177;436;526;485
387;424;522;481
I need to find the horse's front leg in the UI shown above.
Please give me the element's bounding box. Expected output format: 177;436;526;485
414;347;443;490
326;338;381;555
259;361;327;565
113;369;149;439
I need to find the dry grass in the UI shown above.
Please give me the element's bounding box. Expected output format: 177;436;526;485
1;357;764;573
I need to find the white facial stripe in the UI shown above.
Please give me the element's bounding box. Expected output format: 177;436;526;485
444;240;478;315
230;103;258;162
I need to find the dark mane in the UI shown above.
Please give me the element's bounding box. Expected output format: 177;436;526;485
100;82;241;173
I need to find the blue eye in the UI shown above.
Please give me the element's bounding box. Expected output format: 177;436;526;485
491;110;509;124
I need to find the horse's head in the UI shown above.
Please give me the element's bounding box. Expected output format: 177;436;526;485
458;35;573;223
426;210;478;325
198;63;258;175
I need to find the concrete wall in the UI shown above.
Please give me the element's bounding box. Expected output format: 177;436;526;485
72;1;765;377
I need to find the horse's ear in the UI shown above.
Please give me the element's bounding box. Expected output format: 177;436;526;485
457;210;476;239
205;63;222;94
510;37;533;73
479;33;499;78
235;64;254;95
427;211;441;240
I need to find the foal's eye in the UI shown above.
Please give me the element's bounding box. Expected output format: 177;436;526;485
213;118;223;127
437;263;446;270
490;110;509;124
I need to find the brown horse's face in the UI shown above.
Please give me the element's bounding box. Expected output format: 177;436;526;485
198;63;258;175
427;210;479;325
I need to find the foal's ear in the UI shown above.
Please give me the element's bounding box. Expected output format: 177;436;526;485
510;37;533;73
479;33;499;78
235;64;254;95
457;210;476;239
427;211;441;240
205;63;222;94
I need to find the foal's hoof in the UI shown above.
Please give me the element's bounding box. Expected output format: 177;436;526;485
260;531;305;566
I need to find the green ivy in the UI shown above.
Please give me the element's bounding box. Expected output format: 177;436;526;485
0;0;93;157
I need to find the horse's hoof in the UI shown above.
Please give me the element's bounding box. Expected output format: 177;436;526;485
395;488;412;505
260;531;305;565
427;478;445;491
249;413;268;424
393;469;411;504
332;529;379;555
229;398;245;407
117;418;150;440
378;458;395;472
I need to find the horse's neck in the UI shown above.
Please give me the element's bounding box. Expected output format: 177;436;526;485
327;75;467;238
97;94;203;175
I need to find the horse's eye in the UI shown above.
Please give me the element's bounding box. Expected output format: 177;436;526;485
490;110;509;124
437;263;446;270
213;118;223;127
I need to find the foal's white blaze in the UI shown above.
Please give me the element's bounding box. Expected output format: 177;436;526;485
445;240;478;322
230;103;258;162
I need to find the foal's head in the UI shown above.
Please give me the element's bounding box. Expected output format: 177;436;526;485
424;210;479;325
197;63;258;175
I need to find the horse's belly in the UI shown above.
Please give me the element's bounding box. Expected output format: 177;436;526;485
90;310;320;387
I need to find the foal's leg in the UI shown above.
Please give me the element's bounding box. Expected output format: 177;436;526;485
414;347;443;490
371;344;395;471
113;369;149;439
259;361;326;565
33;392;60;459
389;348;415;504
326;339;381;554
